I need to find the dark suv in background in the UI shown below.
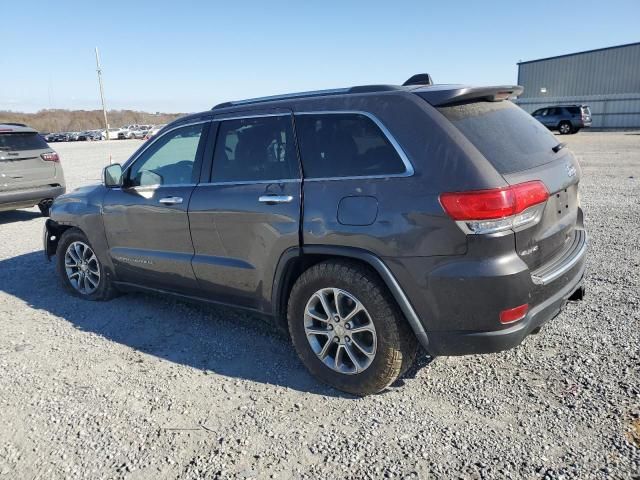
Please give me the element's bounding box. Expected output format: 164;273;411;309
43;79;587;395
532;104;592;134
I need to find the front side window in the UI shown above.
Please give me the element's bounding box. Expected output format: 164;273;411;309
295;113;406;179
127;123;206;187
212;115;298;182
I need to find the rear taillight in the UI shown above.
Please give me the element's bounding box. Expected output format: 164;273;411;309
499;304;529;324
440;181;549;234
41;152;60;162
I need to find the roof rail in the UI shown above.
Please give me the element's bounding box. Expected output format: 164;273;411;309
212;85;405;110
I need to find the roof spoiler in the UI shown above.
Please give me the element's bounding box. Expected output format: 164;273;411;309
416;85;524;106
402;73;434;86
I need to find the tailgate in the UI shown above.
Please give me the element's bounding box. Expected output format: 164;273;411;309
0;132;57;190
502;154;581;269
0;148;57;190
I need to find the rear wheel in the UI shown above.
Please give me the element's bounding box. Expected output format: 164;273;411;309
558;121;573;135
56;228;117;301
287;260;417;396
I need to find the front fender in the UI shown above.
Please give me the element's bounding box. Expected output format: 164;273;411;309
46;185;115;277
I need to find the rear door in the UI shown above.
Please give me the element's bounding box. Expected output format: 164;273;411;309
102;121;210;293
188;111;302;310
0;131;57;190
436;100;581;270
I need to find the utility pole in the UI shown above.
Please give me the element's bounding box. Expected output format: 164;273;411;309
95;47;110;139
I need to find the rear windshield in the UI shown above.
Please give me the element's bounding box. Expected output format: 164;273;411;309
0;132;49;151
437;101;558;174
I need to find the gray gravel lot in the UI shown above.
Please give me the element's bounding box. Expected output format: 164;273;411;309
0;133;639;479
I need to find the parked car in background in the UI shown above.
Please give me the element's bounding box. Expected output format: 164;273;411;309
1;123;66;216
105;128;122;140
531;105;592;134
44;79;587;395
117;125;142;139
144;124;166;140
130;125;152;139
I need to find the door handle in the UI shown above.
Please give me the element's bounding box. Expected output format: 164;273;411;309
158;196;183;205
258;195;294;204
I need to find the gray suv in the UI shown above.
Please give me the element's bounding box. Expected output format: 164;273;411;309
1;124;66;216
43;81;587;395
531;104;592;134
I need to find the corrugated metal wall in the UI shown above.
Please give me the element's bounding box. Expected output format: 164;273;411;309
516;43;640;128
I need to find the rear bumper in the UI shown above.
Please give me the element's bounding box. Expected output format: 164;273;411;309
426;261;585;355
387;228;588;356
0;185;65;212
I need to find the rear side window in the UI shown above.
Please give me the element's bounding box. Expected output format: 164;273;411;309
212;115;298;182
0;132;49;151
566;107;580;115
437;101;558;174
295;113;407;179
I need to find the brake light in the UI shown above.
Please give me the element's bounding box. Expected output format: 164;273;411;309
440;181;549;234
41;152;60;163
499;304;529;324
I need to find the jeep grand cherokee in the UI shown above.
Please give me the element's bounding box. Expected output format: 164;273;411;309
43;79;587;395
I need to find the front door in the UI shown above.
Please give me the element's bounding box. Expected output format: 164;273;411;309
188;112;301;311
102;121;210;293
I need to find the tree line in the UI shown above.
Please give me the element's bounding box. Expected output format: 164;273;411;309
0;109;184;133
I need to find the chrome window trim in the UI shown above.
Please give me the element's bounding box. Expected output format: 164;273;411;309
109;183;198;192
121;119;211;180
212;112;291;122
198;179;300;187
294;110;415;181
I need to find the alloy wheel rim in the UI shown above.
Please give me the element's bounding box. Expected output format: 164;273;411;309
561;124;570;133
303;288;377;375
64;241;101;295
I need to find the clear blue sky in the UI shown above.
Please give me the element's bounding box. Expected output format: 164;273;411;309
2;0;638;113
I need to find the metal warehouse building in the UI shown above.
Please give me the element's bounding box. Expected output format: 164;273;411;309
516;42;640;128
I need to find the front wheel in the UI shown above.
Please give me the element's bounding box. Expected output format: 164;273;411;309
287;261;417;396
56;228;117;301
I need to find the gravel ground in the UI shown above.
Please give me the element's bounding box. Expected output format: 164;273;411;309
0;133;638;479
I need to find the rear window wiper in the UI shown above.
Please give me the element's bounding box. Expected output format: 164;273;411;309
552;142;566;153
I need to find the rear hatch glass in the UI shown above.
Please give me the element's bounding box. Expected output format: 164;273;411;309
0;132;49;151
436;101;558;174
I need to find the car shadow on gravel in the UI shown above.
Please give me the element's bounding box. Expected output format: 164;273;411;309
0;210;41;224
0;251;370;397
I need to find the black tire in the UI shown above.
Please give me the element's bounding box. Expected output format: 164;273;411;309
56;228;117;301
38;200;52;217
287;260;417;396
558;121;573;135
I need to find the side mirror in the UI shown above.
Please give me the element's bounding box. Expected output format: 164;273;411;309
103;163;123;188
